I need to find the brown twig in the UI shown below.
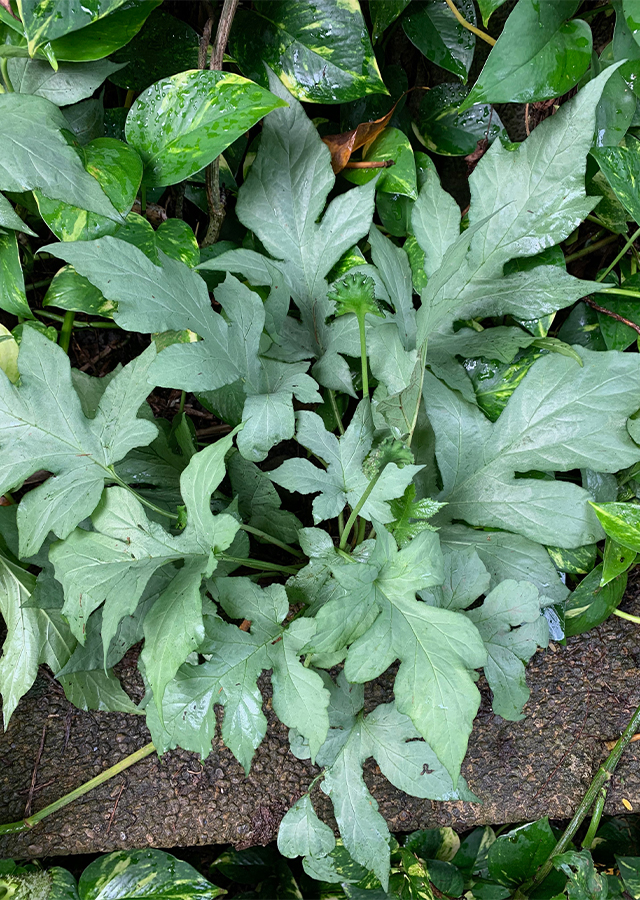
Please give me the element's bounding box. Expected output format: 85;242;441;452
585;297;640;336
343;159;395;169
525;103;531;137
106;781;125;835
0;0;19;19
198;15;214;69
201;0;240;247
24;725;47;818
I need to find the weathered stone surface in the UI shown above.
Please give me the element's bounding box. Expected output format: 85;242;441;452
1;577;640;858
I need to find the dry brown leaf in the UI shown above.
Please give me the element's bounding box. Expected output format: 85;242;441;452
322;103;399;174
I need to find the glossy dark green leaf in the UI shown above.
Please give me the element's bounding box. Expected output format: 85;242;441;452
460;0;592;110
487;818;559;887
403;0;476;83
0;231;32;318
553;850;608;900
7;57;124;106
113;213;199;266
414;83;506;156
624;0;640;46
426;859;465;897
49;866;80;900
32;1;161;62
464;346;547;422
0;191;36;236
617;856;640;898
342;127;417;197
613;1;640;97
35;138;142;241
78;848;225;899
589;501;640;552
371;0;411;43
557;302;606;351
593;52;638;149
591;141;640;225
17;0;130;53
595;294;640;351
211;848;274;884
405;827;460;862
43;266;115;318
602;537;636;586
125;70;287;187
563;563;627;637
230;0;388;103
546;544;597;575
109;9;199;92
478;0;509;27
63;98;104;145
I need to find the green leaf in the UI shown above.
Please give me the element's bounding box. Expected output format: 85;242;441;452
460;0;592;109
49;867;80;900
420;545;491;612
309;673;476;889
58;667;139;714
35;138;142;242
51;433;239;679
0;230;31;318
7;57;125;105
0;93;121;220
0;331;158;557
307;527;486;780
41;1;162;63
270;401;422;525
403;0;476;83
231;0;387;103
423;346;640;548
589;501;640;552
602;537;637;586
405;827;461;861
227;451;303;547
595;295;640;352
477;0;509;26
0;324;19;383
17;0;130;53
564;564;627;637
488;819;558;887
125;70;286;188
466;581;548;720
278;795;336;859
0;191;37;236
553;850;608;900
546;544;597;575
371;0;411;42
416;71;617;345
64;98;104;145
202;74;377;392
342;127;418;198
78;848;225;900
591;141;640;226
414;83;506;157
617;856;640;899
0;549;76;727
388;485;445;548
43;266;116;318
109;9;199;92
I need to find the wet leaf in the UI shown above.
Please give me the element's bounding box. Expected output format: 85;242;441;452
230;0;388;104
125;70;286;187
342;126;417;197
0;230;31;318
322;103;398;173
403;0;476;83
460;0;592;109
414;83;506;156
371;0;411;43
602;537;636;586
591;140;640;225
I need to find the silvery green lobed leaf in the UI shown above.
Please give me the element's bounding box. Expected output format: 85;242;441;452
0;94;120;220
269;400;422;525
414;68;620;346
0;329;158;557
465;580;549;720
289;671;476;890
198;73;377;394
304;526;486;781
50;433;240;714
423;347;640;549
147;577;330;771
7;57;126;106
278;795;336;860
227;451;302;547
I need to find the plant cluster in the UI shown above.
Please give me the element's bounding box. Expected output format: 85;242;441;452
3;0;640;894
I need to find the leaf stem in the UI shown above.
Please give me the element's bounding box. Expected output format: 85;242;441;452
58;310;75;354
513;698;640;897
613;608;640;625
110;473;179;521
564;233;618;263
339;470;382;551
600;287;640;299
328;390;345;435
443;0;496;45
358;314;369;398
0;743;156;834
239;523;303;558
596;225;640;282
33;309;119;329
1;57;14;92
219;555;301;576
581;786;607;850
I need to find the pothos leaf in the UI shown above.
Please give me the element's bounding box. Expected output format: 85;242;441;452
0;329;158;557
